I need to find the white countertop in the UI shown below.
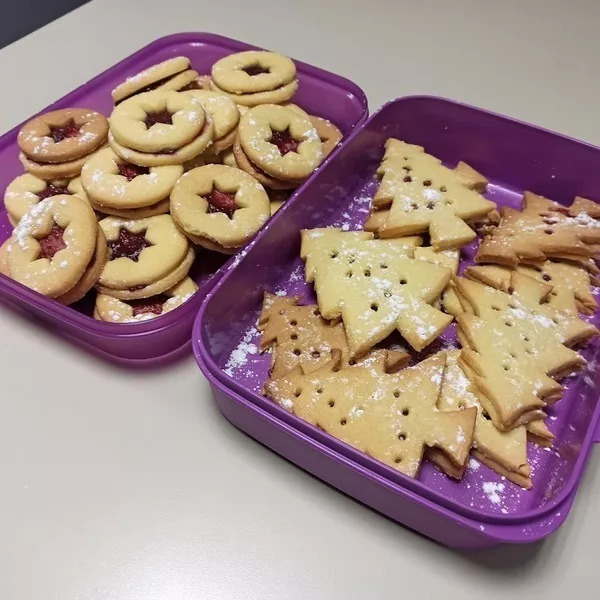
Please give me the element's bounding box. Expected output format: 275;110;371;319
1;1;599;598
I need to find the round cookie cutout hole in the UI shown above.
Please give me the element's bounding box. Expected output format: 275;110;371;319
118;162;150;181
127;294;169;316
328;399;335;407
397;432;407;441
108;228;153;262
144;110;174;129
37;223;66;259
242;64;270;76
49;119;80;143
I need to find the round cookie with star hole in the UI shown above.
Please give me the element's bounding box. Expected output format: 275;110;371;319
170;164;270;253
97;214;193;299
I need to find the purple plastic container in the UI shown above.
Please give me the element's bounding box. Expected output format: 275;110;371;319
193;96;600;547
0;33;368;364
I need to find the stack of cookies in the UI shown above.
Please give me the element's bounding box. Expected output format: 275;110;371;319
1;48;343;323
258;138;600;490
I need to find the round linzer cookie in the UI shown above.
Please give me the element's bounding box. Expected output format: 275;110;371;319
4;173;86;226
112;56;197;104
18;109;108;180
236;104;324;184
108;90;214;166
94;276;198;323
182;90;240;153
81;147;183;209
211;51;298;106
89;197;171;219
96;214;193;299
170;164;270;253
5;195;98;297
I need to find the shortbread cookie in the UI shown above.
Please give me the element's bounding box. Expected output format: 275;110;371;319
258;293;410;379
4;174;85;225
108;90;214;166
265;351;477;478
95;276;198;322
0;237;10;276
97;214;191;294
237;105;323;182
373;140;496;249
112;56;196;103
435;350;532;488
182;90;240;153
5;195;97;297
89;197;170;219
81;147;183;209
170;164;269;251
455;273;598;430
309;116;343;157
55;225;107;305
476;192;600;266
232;136;298;190
466;261;597;315
18;109;108;164
211;51;298;106
301;229;453;355
19;150;92;180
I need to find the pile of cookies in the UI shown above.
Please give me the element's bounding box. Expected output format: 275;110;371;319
260;139;600;489
0;49;343;323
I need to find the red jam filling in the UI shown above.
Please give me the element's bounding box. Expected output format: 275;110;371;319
207;187;237;219
108;228;153;262
243;64;270;76
270;128;299;155
38;223;66;259
118;163;150;181
38;183;70;200
49;119;80;143
128;294;170;316
144;110;173;128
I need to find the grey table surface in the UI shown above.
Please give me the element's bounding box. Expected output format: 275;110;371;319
1;1;599;598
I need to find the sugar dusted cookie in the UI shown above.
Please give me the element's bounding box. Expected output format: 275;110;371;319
476;192;600;266
265;351;477;478
301;228;453;355
170;164;270;253
95;276;198;323
372;140;496;249
258;293;410;379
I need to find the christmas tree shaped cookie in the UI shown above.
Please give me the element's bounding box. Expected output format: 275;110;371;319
300;228;453;355
264;351;477;478
371;139;496;249
454;272;598;430
466;260;597;315
258;292;410;378
476;192;600;266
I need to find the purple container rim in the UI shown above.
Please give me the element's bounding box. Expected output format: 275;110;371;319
0;32;369;342
194;331;579;544
192;94;600;528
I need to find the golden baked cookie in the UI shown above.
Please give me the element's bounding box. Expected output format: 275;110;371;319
182;90;240;153
19;147;97;180
110;90;207;153
170;164;270;252
112;56;193;103
238;104;324;182
94;276;198;322
81;147;183;209
55;225;107;305
4;174;85;226
6;195;98;297
210;51;298;106
18;108;108;163
98;214;190;287
232;137;298;190
89;197;170;219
